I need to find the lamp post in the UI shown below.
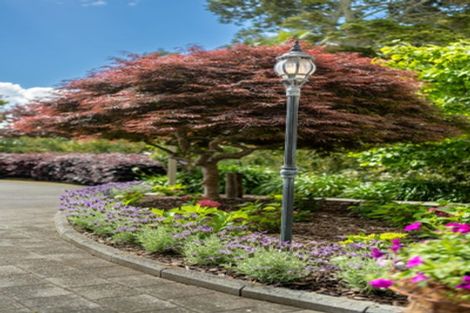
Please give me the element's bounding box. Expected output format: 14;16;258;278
274;41;316;242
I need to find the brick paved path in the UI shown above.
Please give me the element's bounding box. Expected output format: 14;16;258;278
0;180;322;313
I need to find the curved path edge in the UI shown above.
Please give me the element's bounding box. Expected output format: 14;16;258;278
55;211;402;313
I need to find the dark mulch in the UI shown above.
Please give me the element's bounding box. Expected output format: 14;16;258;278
78;195;408;307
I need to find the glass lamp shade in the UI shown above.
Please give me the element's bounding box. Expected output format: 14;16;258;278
274;42;316;85
274;57;316;83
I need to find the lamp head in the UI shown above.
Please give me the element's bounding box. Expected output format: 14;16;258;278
274;41;316;87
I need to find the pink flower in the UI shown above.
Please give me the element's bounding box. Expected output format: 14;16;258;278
406;256;423;268
404;222;422;232
369;278;393;289
445;223;470;234
197;199;222;208
370;248;385;259
411;272;428;283
391;239;402;253
456;276;470;290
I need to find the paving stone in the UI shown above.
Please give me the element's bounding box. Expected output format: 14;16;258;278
46;274;109;288
0;265;28;276
170;292;299;313
31;306;118;313
19;294;100;311
1;283;72;299
136;308;197;313
62;257;115;269
92;265;143;278
71;283;142;300
136;282;214;300
0;293;31;311
107;274;168;287
0;273;44;288
96;294;177;312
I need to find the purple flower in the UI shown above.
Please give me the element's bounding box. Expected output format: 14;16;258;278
404;222;422;232
369;278;393;289
406;256;423;268
391;239;402;253
456;276;470;290
370;248;385;259
411;272;428;283
445;223;470;234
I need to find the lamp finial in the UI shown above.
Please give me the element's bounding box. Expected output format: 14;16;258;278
291;40;302;52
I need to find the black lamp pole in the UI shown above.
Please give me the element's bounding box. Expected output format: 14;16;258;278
275;41;315;242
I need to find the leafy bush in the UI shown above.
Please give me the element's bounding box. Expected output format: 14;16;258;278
380;41;470;116
295;174;359;199
137;226;178;253
235;248;309;284
183;235;232;266
351;201;470;229
0;153;164;185
332;255;385;293
370;223;470;302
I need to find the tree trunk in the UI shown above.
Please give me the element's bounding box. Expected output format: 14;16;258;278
225;172;243;199
201;162;220;199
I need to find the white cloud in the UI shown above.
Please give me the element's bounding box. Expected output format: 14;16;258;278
81;0;107;6
0;82;56;107
79;0;140;7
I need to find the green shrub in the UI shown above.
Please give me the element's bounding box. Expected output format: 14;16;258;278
137;226;177;253
182;235;231;266
0;136;148;153
332;255;385;293
112;231;136;244
235;248;309;284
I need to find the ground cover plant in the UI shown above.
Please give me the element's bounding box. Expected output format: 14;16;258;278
60;182;470;306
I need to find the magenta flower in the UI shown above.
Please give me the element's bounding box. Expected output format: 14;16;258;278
391;239;401;253
456;276;470;290
411;272;428;283
404;222;422;232
369;278;393;289
370;248;385;259
445;223;470;234
406;256;423;268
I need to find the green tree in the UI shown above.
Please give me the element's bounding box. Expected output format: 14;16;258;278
379;41;470;116
207;0;470;53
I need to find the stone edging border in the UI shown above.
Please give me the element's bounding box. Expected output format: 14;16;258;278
55;211;402;313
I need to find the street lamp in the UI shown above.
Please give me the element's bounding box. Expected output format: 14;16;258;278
274;41;316;242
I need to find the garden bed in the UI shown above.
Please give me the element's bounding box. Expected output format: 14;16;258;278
61;182;413;306
83;206;407;306
61;182;469;309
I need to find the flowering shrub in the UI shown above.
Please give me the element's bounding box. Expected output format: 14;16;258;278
0;153;164;185
235;248;310;284
369;222;470;303
137;226;178;253
183;235;233;266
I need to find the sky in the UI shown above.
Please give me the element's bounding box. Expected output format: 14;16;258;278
0;0;240;105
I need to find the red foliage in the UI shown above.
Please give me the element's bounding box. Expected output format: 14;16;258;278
0;153;164;185
10;44;458;150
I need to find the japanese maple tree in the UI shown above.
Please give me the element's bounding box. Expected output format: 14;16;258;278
10;44;460;199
